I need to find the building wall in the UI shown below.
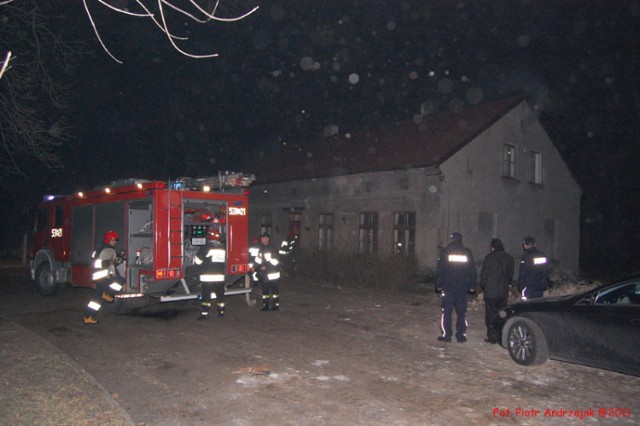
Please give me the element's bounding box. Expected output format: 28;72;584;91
249;101;581;275
249;168;443;271
438;101;581;273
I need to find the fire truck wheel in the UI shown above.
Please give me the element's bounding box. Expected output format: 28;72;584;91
35;264;59;297
244;274;256;307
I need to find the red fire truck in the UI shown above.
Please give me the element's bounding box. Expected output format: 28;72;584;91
30;172;256;313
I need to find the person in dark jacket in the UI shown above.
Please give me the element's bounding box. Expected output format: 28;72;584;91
435;232;477;343
518;236;549;300
255;233;281;311
479;238;514;344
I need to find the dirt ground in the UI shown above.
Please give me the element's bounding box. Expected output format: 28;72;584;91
0;266;638;425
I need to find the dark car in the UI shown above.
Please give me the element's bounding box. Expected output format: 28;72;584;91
499;274;640;376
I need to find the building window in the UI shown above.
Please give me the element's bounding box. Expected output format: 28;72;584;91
318;214;334;251
359;212;378;254
399;177;409;190
503;144;516;178
260;214;272;236
393;212;415;256
530;151;543;184
288;212;301;238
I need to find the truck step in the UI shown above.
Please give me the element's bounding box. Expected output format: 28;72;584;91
160;287;252;302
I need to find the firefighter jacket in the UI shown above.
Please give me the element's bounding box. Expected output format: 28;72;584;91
279;236;298;256
255;242;281;281
194;243;226;283
518;247;549;293
248;242;260;270
92;244;120;281
436;242;477;293
479;248;515;299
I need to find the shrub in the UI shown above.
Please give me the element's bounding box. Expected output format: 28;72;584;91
284;248;424;293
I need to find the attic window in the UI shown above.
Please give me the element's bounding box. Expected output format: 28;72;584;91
503;144;516;178
530;151;543;184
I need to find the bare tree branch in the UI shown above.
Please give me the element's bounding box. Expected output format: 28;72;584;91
0;0;77;183
82;0;259;63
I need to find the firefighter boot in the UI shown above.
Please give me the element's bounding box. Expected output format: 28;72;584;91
198;301;210;320
217;303;225;318
271;295;280;311
260;297;270;311
83;315;99;325
101;291;114;303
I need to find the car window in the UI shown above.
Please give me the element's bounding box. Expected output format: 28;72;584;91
594;281;640;305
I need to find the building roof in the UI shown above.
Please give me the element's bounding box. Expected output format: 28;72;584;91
250;96;524;184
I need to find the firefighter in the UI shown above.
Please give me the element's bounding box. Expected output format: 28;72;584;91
279;234;298;256
255;232;281;311
435;232;477;343
195;230;227;319
248;236;261;285
518;236;549;300
83;230;125;325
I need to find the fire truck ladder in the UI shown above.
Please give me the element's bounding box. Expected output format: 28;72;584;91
167;187;184;268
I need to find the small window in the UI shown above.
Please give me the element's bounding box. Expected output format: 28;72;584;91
530;151;543;184
359;212;378;254
503;144;516;178
288;212;301;238
260;214;272;236
318;214;334;251
399;178;409;190
393;212;416;256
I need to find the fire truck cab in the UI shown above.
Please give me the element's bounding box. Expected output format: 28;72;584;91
30;172;256;312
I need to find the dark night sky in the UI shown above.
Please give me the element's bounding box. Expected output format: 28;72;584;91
4;0;640;275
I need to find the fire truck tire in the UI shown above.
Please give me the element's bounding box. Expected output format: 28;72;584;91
244;274;256;307
35;264;59;297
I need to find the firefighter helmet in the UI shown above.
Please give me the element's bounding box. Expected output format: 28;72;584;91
103;230;119;244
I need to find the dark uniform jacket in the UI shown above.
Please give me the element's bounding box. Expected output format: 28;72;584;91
479;249;515;299
436;242;477;293
518;247;549;292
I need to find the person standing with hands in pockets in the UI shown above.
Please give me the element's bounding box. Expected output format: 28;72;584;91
479;238;514;344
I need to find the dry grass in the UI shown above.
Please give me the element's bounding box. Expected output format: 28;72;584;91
0;320;132;426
